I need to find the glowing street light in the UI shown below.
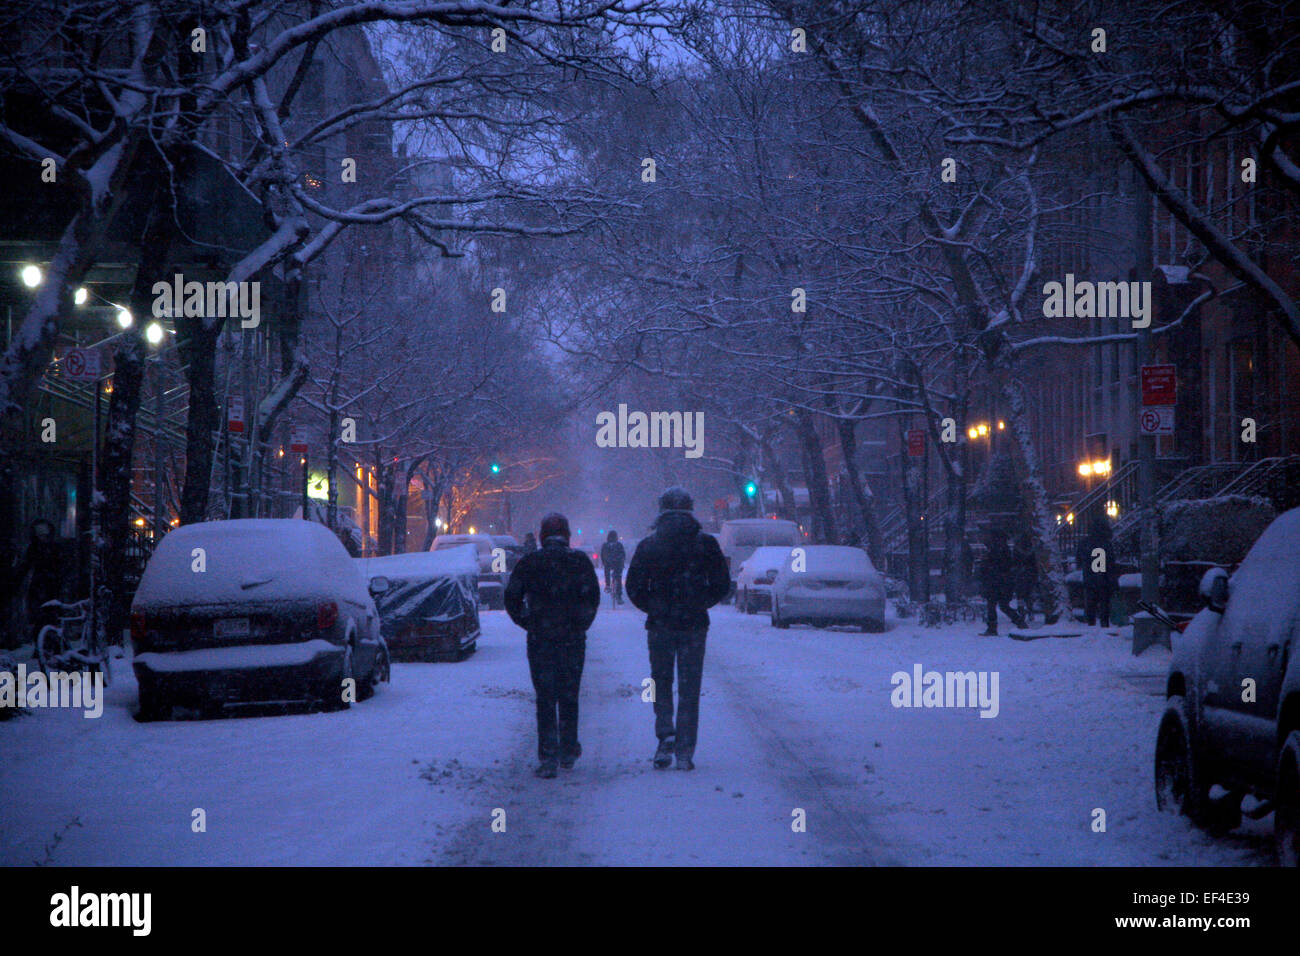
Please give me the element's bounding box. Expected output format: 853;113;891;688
74;287;88;305
20;265;42;288
145;322;164;346
116;308;133;329
1105;500;1119;519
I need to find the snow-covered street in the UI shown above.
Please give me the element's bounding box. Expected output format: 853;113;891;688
0;606;1276;866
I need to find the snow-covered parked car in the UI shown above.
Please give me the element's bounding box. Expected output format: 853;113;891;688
735;545;793;614
356;545;480;662
718;518;801;597
769;545;886;632
130;519;390;719
1155;506;1300;865
431;533;505;609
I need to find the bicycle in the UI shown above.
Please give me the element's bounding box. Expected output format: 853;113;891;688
36;595;113;686
604;568;624;610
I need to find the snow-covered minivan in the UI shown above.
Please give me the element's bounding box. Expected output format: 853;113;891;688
131;519;390;719
1155;506;1300;864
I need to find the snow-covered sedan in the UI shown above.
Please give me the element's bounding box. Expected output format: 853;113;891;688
131;519;390;719
769;545;886;632
735;545;793;614
1155;506;1300;864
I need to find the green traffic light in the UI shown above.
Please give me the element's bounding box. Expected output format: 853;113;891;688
744;482;757;497
490;462;501;474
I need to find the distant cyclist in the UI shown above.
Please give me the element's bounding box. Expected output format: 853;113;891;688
600;530;626;606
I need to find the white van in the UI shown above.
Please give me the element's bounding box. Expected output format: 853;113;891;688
717;518;802;595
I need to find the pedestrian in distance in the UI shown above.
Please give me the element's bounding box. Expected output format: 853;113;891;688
600;530;626;606
14;519;63;646
1011;531;1039;626
1076;518;1117;627
520;531;538;554
625;487;730;771
504;512;600;778
977;528;1026;636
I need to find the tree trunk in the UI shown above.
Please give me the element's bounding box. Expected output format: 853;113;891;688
794;410;837;543
1001;376;1067;622
176;321;220;525
836;416;883;563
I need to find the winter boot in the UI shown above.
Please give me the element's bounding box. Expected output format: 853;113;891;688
535;759;558;779
653;738;674;769
560;744;581;770
979;628;998;637
675;755;695;771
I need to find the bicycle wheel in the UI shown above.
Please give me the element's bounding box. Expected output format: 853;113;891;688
36;624;64;673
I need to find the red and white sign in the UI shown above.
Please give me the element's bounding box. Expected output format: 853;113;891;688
906;429;926;457
226;396;245;433
63;347;102;382
1141;365;1177;406
290;425;309;454
1139;406;1175;436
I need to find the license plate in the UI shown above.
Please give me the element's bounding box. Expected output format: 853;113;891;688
214;617;250;639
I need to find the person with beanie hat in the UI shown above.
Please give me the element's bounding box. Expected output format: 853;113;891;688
625;487;730;770
504;511;600;778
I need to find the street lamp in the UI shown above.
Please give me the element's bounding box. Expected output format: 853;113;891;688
145;322;164;346
116;308;133;329
20;265;42;288
74;287;88;305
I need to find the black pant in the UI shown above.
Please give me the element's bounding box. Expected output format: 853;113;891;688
985;596;1023;632
604;566;623;603
1084;585;1113;627
647;629;707;760
526;635;585;762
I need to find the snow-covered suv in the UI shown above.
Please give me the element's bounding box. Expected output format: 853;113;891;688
1154;507;1300;864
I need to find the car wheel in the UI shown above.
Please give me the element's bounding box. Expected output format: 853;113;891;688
1154;695;1210;826
321;643;354;712
1276;731;1300;867
771;600;789;629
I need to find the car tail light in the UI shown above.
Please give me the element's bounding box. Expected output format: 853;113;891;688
317;602;338;631
130;612;147;643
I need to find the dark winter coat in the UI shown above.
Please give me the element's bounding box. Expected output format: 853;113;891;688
17;534;63;608
1011;542;1038;599
600;539;626;571
1076;528;1116;588
625;511;730;632
504;537;600;641
977;540;1014;602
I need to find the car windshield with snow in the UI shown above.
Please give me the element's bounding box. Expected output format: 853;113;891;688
130;519;389;719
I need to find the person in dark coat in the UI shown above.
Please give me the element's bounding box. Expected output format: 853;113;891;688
520;532;538;554
625;487;730;770
504;512;600;778
599;530;626;605
977;528;1025;636
15;519;62;645
1011;531;1039;625
1075;519;1117;627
